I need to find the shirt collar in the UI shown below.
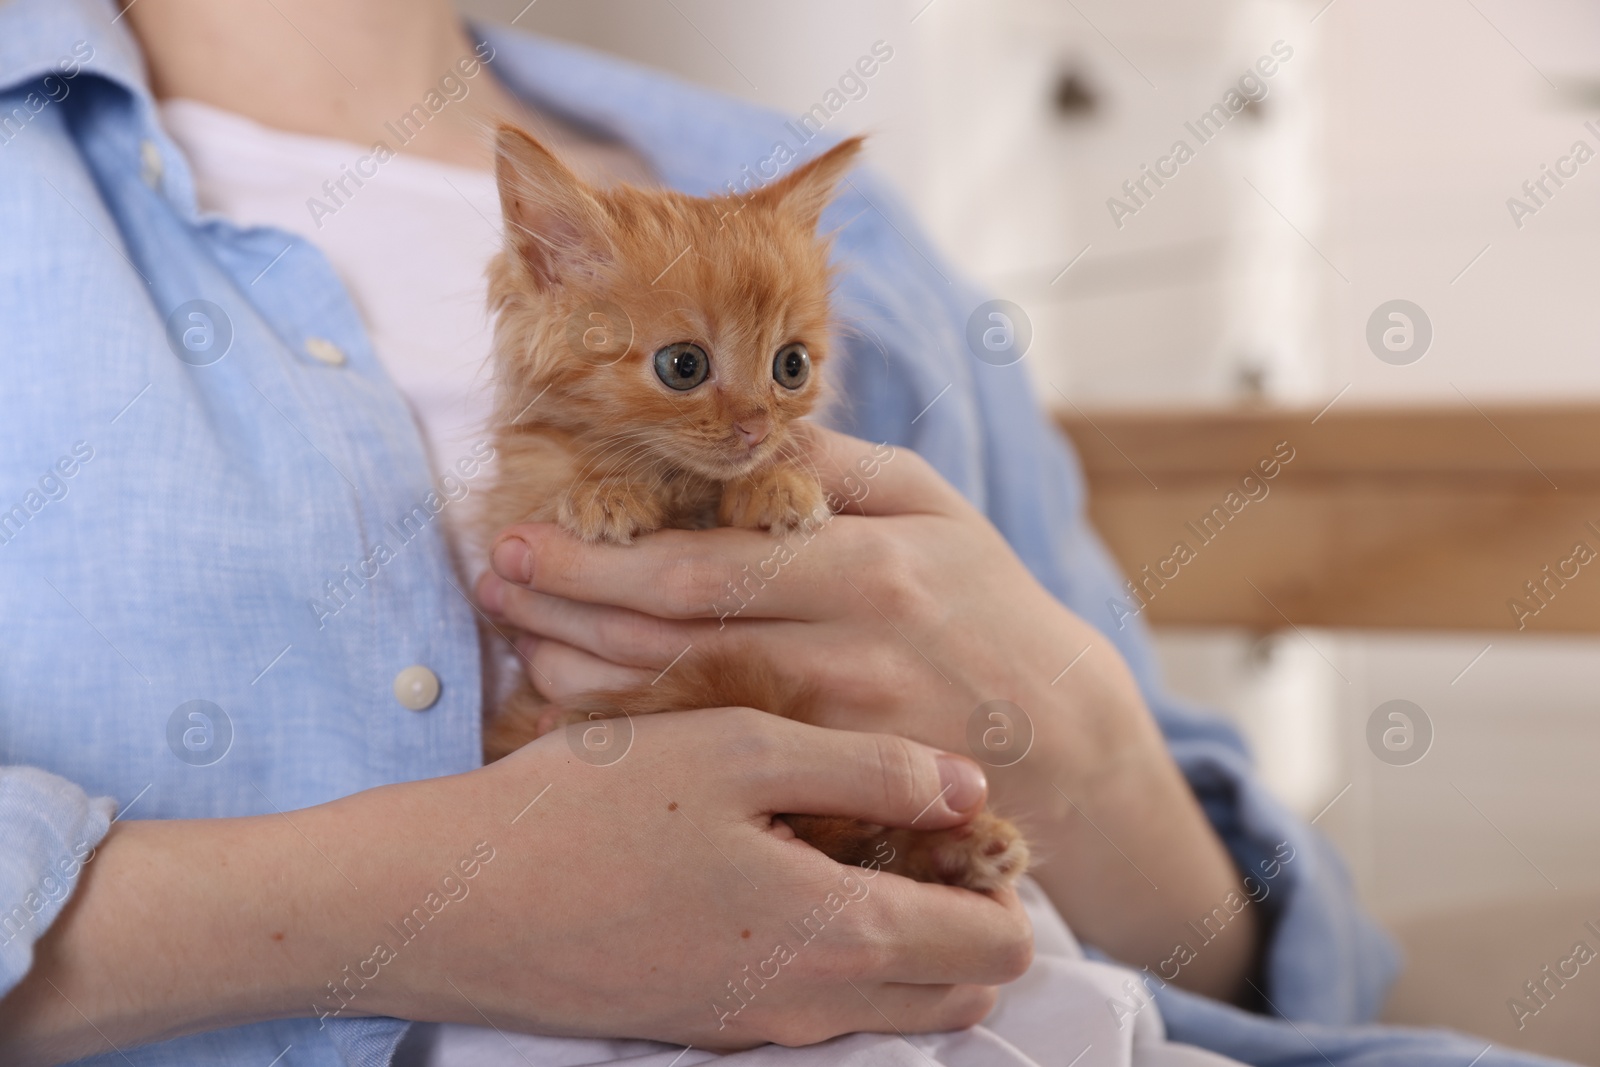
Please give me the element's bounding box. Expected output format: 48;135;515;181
0;0;150;99
475;21;836;197
0;0;835;208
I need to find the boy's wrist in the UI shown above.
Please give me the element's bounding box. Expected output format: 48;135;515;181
304;766;526;1026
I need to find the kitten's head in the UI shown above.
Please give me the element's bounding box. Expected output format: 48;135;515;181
488;125;862;482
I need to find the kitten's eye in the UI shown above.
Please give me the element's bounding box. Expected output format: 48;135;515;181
773;343;810;390
653;342;710;390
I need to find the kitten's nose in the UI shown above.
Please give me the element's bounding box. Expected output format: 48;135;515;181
734;419;770;447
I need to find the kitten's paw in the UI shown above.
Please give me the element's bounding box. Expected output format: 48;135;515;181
559;481;666;544
718;466;827;534
915;812;1030;892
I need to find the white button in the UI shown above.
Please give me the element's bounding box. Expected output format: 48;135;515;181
139;139;163;189
393;665;440;711
305;337;347;366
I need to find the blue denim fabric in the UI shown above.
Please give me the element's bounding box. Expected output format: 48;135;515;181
1;1;1526;1065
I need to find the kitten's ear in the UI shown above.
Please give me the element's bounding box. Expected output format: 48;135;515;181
494;125;613;289
757;136;864;230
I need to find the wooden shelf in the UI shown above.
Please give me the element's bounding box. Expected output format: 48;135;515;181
1055;405;1600;633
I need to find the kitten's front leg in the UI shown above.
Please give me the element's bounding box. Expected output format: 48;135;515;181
718;461;827;535
559;475;668;544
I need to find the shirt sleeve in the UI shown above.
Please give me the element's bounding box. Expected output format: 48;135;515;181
825;167;1399;1026
996;404;1399;1025
996;402;1402;1025
0;766;116;997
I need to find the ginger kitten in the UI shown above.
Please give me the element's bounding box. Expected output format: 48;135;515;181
477;125;1026;892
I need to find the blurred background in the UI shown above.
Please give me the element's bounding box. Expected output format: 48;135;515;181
461;0;1600;1058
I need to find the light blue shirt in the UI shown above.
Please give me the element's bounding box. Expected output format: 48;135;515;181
0;1;1552;1064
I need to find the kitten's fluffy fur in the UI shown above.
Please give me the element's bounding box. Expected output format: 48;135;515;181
477;126;1025;892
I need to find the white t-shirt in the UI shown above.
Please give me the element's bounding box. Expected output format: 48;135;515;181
158;97;1241;1067
163;97;505;494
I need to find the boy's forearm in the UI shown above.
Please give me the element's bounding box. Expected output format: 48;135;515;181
0;808;373;1064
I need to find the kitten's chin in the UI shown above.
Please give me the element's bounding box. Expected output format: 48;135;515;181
698;455;766;481
708;442;783;481
681;451;768;483
663;433;789;482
